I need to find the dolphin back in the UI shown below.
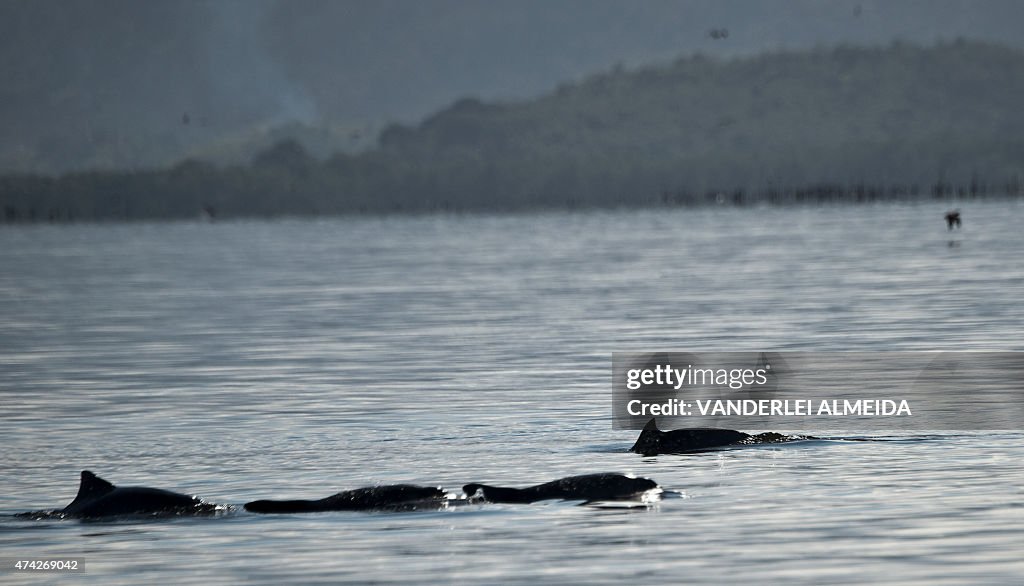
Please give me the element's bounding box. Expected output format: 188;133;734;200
533;473;658;502
60;471;214;517
630;418;750;455
464;473;658;504
320;485;444;510
244;484;445;513
69;487;209;517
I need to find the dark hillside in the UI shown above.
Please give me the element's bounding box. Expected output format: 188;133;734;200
376;41;1024;195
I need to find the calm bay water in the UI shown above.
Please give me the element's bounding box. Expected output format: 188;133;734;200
1;202;1023;584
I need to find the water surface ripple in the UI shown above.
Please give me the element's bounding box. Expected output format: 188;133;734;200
1;203;1022;584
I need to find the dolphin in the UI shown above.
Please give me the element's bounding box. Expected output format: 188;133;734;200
630;418;813;455
462;473;658;504
630;418;750;455
17;470;219;518
244;484;446;514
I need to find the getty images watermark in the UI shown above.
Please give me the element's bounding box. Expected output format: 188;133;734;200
612;352;1024;430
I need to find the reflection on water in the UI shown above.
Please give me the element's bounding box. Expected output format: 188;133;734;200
1;202;1023;583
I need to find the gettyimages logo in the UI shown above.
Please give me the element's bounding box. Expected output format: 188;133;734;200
612;352;1024;430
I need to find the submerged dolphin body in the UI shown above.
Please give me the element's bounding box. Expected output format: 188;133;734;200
462;473;658;504
17;470;219;518
244;484;446;514
630;418;750;455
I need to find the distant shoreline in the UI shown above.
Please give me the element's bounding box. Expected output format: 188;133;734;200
1;178;1018;224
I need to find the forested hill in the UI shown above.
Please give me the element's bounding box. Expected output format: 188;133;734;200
373;41;1024;195
4;40;1024;221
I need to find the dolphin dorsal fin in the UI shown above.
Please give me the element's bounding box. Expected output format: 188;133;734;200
642;418;660;432
67;470;116;509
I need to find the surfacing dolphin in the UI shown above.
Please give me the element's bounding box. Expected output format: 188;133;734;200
244;484;446;514
17;470;220;519
630;418;809;456
462;473;658;504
